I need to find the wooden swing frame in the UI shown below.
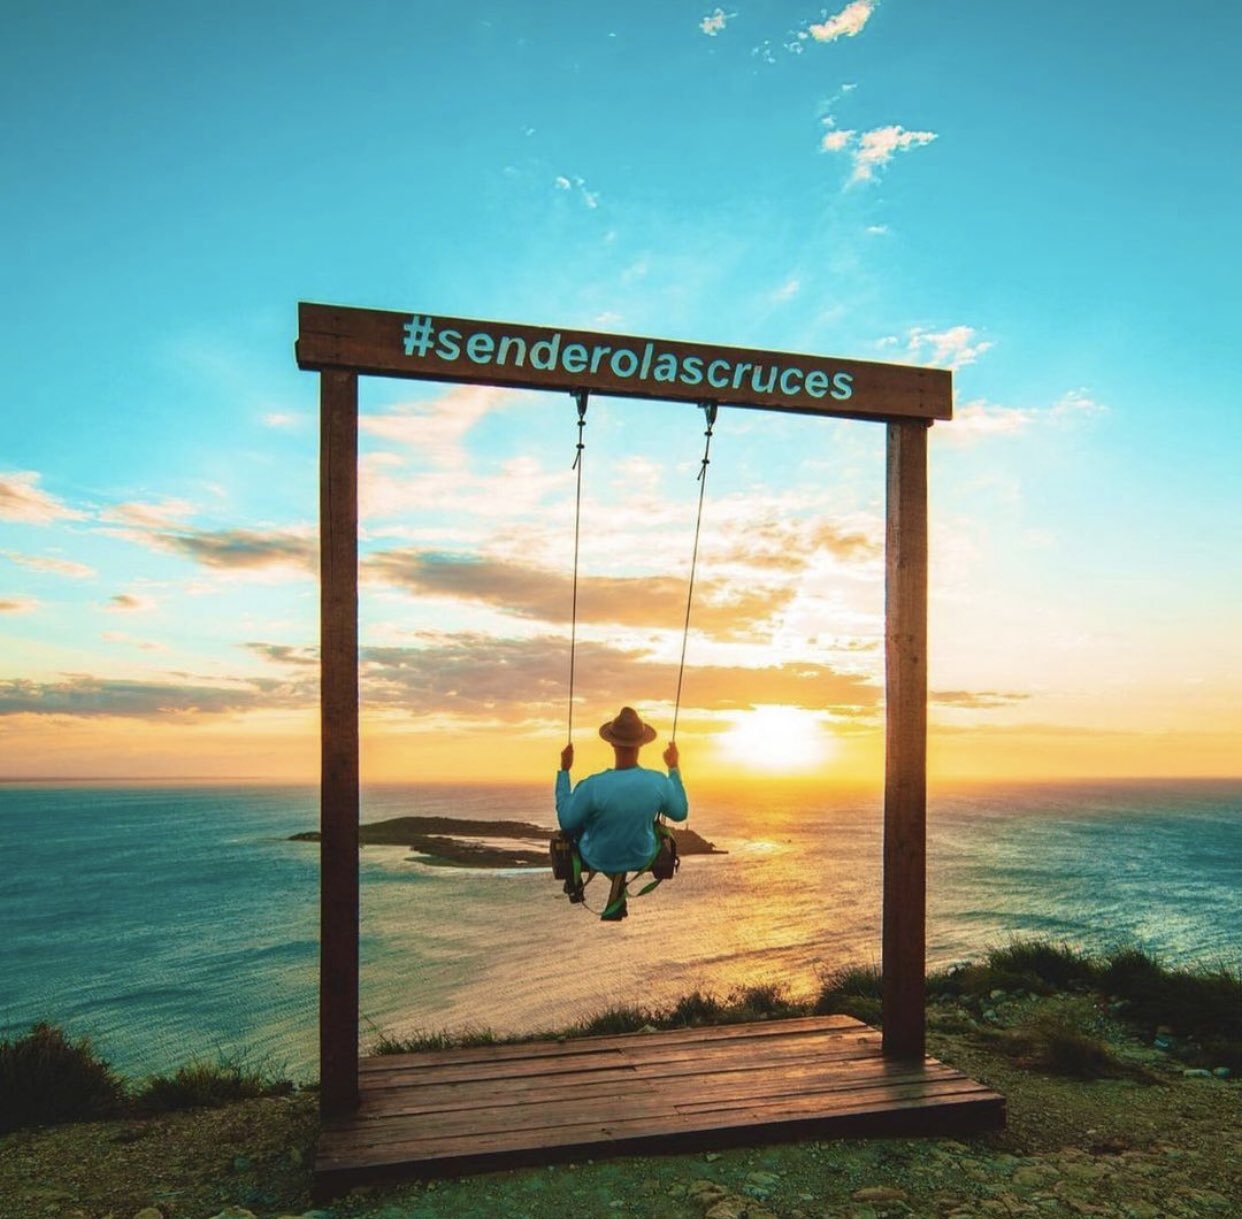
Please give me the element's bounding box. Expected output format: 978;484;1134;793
297;303;991;1183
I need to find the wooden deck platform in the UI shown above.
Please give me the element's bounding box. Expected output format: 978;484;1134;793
315;1015;1005;1196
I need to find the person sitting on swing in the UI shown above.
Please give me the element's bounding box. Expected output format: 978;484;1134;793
556;706;689;921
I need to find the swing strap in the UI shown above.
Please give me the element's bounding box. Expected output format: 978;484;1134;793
599;822;681;918
567;390;589;743
672;402;718;743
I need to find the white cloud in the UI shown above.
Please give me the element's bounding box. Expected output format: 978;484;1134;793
2;551;96;579
819;122;937;182
772;278;801;301
807;1;877;43
865;224;889;235
555;174;600;209
820;128;854;152
106;593;158;613
361;385;514;471
101;498;196;529
700;8;730;36
946;390;1108;444
263;412;300;428
0;597;38;614
907;325;993;370
0;471;85;524
1050;389;1107;420
950;400;1035;439
851;125;936;182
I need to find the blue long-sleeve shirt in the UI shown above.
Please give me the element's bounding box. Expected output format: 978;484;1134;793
555;766;689;874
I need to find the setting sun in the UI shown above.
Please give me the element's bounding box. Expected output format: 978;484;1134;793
715;705;835;774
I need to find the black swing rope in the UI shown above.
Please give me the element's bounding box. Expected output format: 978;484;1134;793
671;401;718;744
559;394;718;917
566;389;589;744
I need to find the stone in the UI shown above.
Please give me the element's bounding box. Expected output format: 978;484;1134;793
747;1170;782;1189
1182;1068;1213;1078
689;1180;729;1205
132;1211;163;1219
704;1196;751;1219
989;989;1007;1000
206;1210;259;1219
1212;1066;1231;1078
853;1186;910;1203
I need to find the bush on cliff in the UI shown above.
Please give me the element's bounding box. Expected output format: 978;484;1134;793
0;1023;126;1132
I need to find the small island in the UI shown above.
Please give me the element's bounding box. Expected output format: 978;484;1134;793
290;815;727;869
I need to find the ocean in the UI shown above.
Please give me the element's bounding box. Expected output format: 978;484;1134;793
0;778;1238;1082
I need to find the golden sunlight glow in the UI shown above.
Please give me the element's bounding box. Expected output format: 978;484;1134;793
715;705;834;774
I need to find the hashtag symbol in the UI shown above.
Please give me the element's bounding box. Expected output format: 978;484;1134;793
403;314;435;357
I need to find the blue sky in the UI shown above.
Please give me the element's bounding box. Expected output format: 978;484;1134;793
1;1;1239;781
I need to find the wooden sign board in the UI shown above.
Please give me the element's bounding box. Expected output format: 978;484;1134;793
297;302;951;424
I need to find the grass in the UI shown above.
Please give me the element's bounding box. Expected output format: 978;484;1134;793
982;995;1134;1080
370;1027;502;1054
133;1054;294;1113
0;1024;295;1132
815;963;883;1025
925;938;1097;1001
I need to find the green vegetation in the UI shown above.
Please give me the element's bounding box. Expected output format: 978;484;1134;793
132;1054;294;1113
0;1023;126;1133
370;939;1241;1077
6;940;1236;1136
0;1024;294;1133
370;1027;500;1055
815;963;883;1025
924;939;1242;1072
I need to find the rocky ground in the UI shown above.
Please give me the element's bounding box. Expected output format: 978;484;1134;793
2;1004;1237;1219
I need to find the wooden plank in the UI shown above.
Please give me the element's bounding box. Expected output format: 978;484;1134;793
358;1031;882;1092
352;1060;969;1126
296;302;952;424
356;1013;864;1073
319;369;360;1117
318;1085;1003;1170
883;419;929;1060
357;1046;961;1109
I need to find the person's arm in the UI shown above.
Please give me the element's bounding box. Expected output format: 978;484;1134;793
556;744;590;833
661;742;689;822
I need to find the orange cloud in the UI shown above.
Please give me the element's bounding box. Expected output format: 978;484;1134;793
0;471;85;524
363;549;791;635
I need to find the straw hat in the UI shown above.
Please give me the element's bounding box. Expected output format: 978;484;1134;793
599;706;657;747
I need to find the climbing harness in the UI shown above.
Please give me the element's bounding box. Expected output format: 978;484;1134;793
549;820;679;916
553;395;716;919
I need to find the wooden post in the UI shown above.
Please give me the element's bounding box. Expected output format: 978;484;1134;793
320;369;360;1116
882;419;929;1060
